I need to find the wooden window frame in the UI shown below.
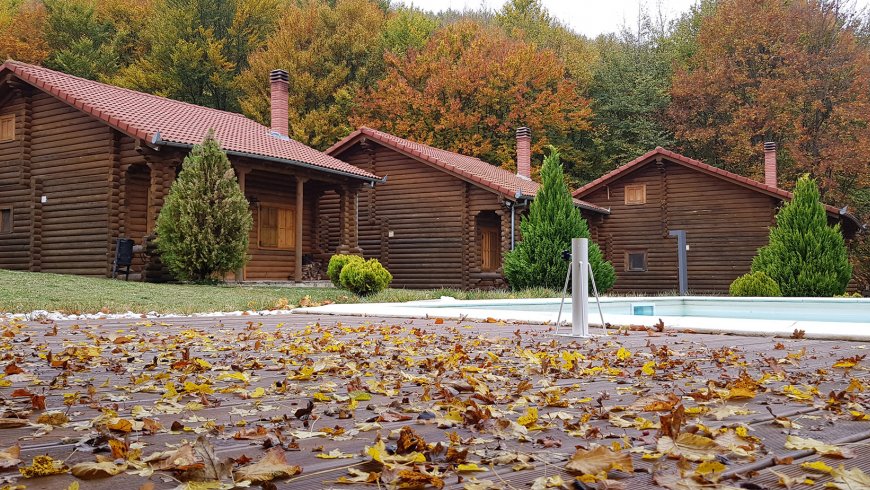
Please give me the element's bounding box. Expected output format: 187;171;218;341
624;184;646;205
0;206;12;235
478;222;501;273
0;114;14;142
257;203;296;250
625;250;647;272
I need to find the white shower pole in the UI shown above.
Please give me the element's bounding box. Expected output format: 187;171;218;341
571;237;590;337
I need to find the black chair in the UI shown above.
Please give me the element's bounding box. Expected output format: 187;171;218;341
112;238;134;280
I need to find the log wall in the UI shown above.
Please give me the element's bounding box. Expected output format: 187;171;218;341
0;91;31;270
334;142;513;290
581;159;778;293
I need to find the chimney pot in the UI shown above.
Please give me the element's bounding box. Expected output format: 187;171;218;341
516;127;531;180
270;69;289;137
763;141;777;187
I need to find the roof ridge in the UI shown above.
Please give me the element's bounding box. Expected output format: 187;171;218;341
3;59;251;122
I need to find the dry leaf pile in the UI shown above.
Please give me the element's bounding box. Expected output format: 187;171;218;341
0;315;868;489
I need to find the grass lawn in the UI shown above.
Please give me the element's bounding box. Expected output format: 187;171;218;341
0;269;559;315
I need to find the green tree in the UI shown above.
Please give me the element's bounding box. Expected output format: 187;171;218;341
156;130;253;282
495;0;598;88
237;0;386;149
503;147;616;291
381;6;438;56
110;0;281;110
751;175;851;296
583;15;674;180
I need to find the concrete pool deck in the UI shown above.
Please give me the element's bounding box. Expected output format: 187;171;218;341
295;296;870;341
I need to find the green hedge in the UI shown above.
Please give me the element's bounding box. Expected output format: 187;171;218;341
339;258;392;296
327;254;364;287
729;271;782;297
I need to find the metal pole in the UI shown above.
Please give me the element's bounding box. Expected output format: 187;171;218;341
571;238;589;337
669;230;688;295
588;262;606;333
556;264;571;329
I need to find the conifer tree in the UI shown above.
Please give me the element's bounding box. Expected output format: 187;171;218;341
751;174;851;296
503;147;616;291
156;130;252;282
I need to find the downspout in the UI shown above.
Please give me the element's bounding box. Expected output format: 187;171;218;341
510;203;515;250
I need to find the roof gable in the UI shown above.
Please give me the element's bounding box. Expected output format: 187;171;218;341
0;60;379;182
574;147;861;231
328;127;609;214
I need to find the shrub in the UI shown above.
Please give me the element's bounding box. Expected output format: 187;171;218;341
729;272;782;297
751;174;852;296
155;130;252;282
339;258;392;295
503;147;616;292
327;254;364;287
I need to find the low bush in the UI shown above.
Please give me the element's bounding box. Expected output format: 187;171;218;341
729;271;782;297
339;258;393;296
327;254;364;287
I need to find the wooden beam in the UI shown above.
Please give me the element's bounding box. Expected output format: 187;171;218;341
294;177;306;281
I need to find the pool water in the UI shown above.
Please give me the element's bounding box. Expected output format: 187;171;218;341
425;297;870;323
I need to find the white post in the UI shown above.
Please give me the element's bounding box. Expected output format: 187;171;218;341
571;237;590;337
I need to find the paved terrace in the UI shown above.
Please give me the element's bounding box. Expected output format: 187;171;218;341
0;314;868;489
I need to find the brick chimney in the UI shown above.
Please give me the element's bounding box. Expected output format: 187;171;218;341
516;127;531;180
269;69;289;137
763;141;777;187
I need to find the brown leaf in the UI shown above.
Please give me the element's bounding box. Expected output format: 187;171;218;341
396;426;428;454
629;392;680;412
659;404;685;439
191;436;232;481
70;461;128;479
4;362;24;375
565;445;633;475
656;433;721;462
381;467;444;489
0;418;28;429
0;443;21;469
233;447;301;483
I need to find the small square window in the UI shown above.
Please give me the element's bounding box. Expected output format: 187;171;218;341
0;114;14;142
625;250;647;272
0;207;11;234
625;184;646;205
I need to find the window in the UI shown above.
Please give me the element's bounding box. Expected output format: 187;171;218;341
625;250;647;272
480;224;501;272
0;114;14;142
0;207;11;234
624;184;646;205
258;205;295;249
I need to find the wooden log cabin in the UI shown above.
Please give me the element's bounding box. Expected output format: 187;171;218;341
0;60;381;281
326;127;610;289
572;146;863;294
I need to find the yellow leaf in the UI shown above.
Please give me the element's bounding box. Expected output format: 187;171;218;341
249;387;265;399
517;407;538;428
457;463;488;472
641;361;656;376
801;461;834;473
616;347;632;360
316;449;354;459
19;455;68;478
695;460;726;480
313;392;331;402
656;433;721;462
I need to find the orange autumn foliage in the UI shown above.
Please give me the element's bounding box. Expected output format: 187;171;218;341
352;20;592;175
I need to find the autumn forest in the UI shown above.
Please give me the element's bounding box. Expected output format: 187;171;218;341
1;0;869;235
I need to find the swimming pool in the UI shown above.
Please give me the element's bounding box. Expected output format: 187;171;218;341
298;296;870;340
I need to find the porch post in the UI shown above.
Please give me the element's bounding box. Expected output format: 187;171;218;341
336;184;361;255
235;167;250;282
295;177;307;281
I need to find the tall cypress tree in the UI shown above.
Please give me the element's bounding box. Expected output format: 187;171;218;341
503;147;616;291
751;174;852;296
156;130;252;282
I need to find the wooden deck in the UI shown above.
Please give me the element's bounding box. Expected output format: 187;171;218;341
0;313;868;489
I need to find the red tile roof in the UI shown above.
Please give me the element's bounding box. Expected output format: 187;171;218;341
0;60;380;182
327;127;610;214
573;147;862;230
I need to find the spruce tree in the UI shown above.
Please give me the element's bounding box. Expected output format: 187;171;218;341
751;174;851;296
156;130;253;282
503;147;616;291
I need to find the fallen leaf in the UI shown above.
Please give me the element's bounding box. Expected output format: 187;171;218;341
656;433;721;461
233;447;301;483
784;435;855;458
565;445;633;475
70;461;128;479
